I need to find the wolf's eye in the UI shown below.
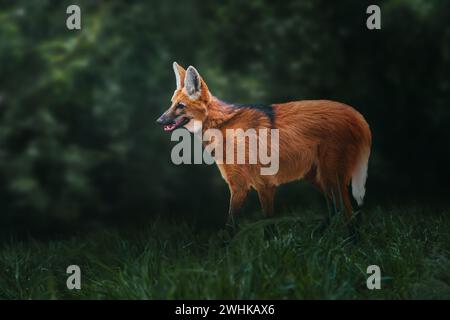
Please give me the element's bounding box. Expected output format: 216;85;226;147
176;103;185;110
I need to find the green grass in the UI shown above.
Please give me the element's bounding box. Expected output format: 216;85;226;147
0;206;449;299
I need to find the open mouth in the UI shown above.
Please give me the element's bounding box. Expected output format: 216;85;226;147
163;117;190;132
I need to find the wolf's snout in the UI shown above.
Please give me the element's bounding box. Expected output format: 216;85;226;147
156;114;170;125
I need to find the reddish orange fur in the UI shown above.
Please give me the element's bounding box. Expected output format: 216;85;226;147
163;64;372;220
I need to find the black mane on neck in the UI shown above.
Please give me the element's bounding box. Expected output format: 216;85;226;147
218;99;275;124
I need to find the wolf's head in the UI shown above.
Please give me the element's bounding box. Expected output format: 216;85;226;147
156;62;211;133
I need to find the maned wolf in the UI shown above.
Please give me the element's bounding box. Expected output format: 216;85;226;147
157;62;372;229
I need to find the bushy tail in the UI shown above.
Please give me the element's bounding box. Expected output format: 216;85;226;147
351;148;370;206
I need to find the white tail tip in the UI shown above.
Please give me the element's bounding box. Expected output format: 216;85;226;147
351;151;370;206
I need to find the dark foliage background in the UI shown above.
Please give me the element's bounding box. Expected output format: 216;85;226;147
0;0;449;234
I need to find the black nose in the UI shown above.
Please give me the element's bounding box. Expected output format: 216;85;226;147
156;116;164;125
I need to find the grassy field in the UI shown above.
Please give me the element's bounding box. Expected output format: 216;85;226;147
0;206;449;299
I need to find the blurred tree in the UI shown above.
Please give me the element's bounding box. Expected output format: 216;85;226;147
0;0;449;232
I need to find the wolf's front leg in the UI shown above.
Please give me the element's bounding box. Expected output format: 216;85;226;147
225;186;249;232
256;185;276;217
218;188;248;244
228;189;248;218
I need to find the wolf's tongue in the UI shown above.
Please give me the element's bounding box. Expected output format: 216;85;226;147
163;118;186;132
164;124;176;131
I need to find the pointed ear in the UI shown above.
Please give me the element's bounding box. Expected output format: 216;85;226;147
184;66;202;99
173;62;186;89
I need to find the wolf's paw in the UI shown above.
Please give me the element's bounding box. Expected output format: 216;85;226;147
311;218;331;238
216;222;238;246
263;223;279;241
